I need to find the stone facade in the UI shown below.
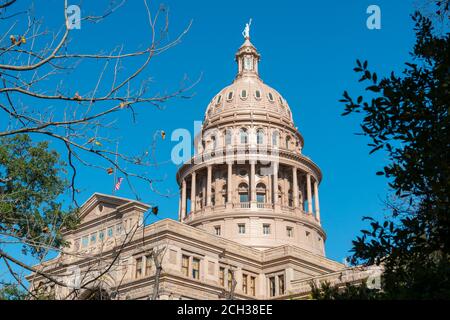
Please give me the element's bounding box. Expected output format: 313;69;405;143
27;36;377;300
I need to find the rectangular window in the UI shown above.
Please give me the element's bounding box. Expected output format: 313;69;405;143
145;255;152;275
192;258;200;280
107;227;113;238
286;227;293;238
238;224;246;234
263;224;271;235
98;230;105;242
116;224;123;235
90;233;97;245
242;274;248;294
278;275;285;295
181;255;189;277
269;276;276;297
214;226;221;236
135;257;143;278
227;270;233;291
219;267;225;287
81;236;88;248
257;194;265;203
239;194;249;203
250;276;256;296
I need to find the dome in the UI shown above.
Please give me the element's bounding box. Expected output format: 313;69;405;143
176;33;324;254
204;76;294;123
204;39;294;125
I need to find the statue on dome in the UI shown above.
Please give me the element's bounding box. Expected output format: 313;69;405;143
242;18;252;39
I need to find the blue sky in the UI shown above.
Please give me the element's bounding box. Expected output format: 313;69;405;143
1;0;420;280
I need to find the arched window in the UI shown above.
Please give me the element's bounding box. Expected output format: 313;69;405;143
240;128;248;144
224;129;232;145
238;183;249;203
257;129;264;145
217;95;222;104
211;136;217;150
241;89;247;98
272;131;279;147
268;92;274;102
227;91;234;100
255;90;261;99
279;96;283;105
285;136;291;149
256;183;266;203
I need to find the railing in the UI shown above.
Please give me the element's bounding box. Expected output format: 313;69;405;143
257;202;273;209
184;203;315;221
239;202;250;208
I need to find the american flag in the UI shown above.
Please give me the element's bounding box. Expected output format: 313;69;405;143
115;177;123;191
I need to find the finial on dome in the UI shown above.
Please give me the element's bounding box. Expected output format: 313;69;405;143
242;18;252;39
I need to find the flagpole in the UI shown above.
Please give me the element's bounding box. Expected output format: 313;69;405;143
112;141;119;195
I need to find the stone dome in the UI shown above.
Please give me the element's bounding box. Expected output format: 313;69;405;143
204;38;293;126
176;35;325;254
204;76;294;124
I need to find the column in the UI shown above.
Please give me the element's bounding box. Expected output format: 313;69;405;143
314;180;321;222
306;174;313;214
206;165;212;207
227;163;233;204
190;172;196;213
178;192;182;221
292;167;298;208
181;178;187;220
273;162;279;205
250;160;256;203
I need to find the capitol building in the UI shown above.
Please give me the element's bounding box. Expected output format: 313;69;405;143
27;31;379;300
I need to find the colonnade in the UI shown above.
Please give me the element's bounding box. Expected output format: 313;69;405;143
178;162;320;222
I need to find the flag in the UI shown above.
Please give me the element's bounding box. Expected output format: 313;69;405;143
115;177;123;191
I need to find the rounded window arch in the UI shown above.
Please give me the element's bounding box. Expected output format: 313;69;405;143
267;92;274;102
227;91;234;100
255;89;262;99
240;89;247;99
240;128;249;144
238;182;249;203
256;129;265;145
279;96;284;105
217;95;222;104
272;131;279;147
224;129;233;145
256;183;267;204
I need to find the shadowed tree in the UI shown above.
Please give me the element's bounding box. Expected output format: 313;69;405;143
327;2;450;299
